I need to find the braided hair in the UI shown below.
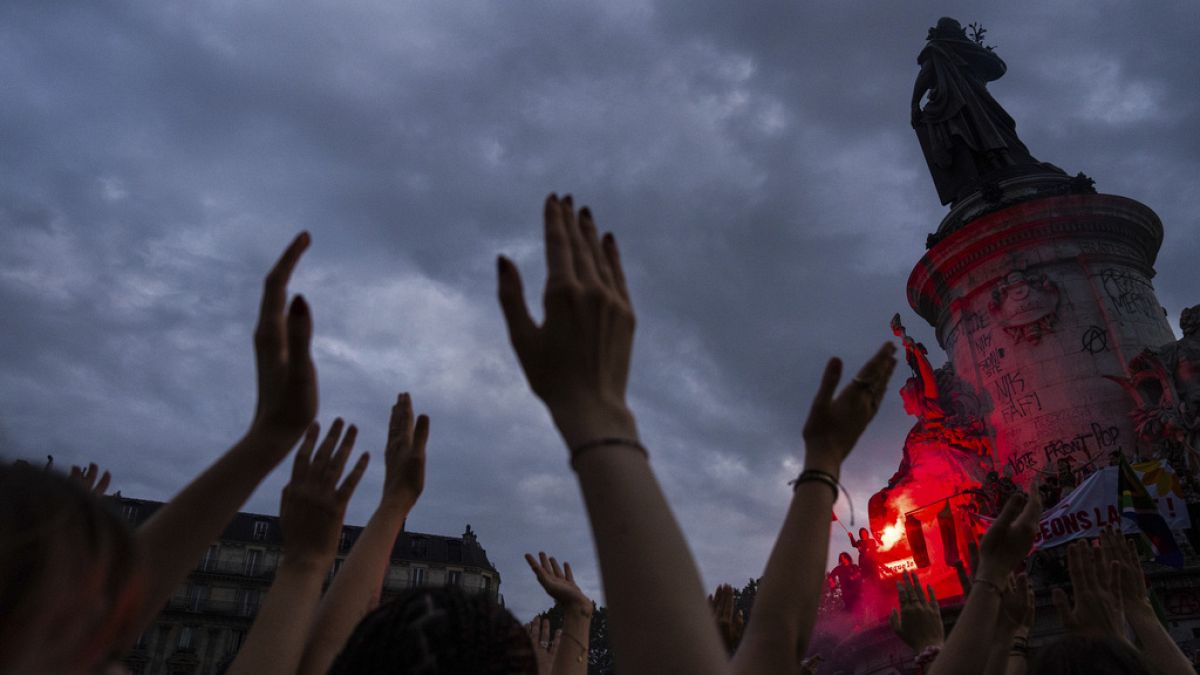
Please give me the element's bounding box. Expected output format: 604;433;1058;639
328;585;537;675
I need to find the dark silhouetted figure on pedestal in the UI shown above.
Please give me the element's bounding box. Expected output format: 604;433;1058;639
912;18;1061;205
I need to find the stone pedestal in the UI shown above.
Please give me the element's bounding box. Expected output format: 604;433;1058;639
907;193;1174;484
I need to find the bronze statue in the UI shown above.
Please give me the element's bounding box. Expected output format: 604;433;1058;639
912;18;1057;205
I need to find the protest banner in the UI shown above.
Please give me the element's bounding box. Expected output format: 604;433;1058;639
969;462;1190;551
971;468;1117;550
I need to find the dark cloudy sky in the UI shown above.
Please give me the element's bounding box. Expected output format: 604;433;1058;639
3;1;1198;620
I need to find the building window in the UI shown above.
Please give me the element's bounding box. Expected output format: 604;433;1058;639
447;571;461;587
238;589;260;617
122;504;140;523
339;530;352;552
200;544;219;571
410;537;427;557
252;520;269;541
231;629;247;652
245;549;261;576
410;567;426;587
329;558;344;580
185;584;207;612
177;626;193;650
481;575;491;592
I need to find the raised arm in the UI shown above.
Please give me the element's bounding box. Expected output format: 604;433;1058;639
733;343;897;674
982;573;1034;675
526;552;592;675
1103;528;1193;675
927;489;1041;675
297;393;430;675
498;194;730;675
227;421;369;675
126;234;318;641
888;570;945;662
69;462;112;496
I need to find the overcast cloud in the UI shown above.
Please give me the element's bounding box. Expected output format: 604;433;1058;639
2;0;1198;620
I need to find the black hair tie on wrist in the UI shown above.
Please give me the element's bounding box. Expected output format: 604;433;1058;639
789;469;855;525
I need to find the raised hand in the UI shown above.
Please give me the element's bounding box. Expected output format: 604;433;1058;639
1100;531;1196;675
1100;527;1151;617
526;552;592;610
708;584;745;654
498;194;638;449
1051;540;1125;641
69;463;112;496
249;233;317;449
227;420;368;675
292;397;426;675
976;490;1041;583
527;616;560;675
927;492;1040;675
502;195;729;675
380;392;429;514
888;571;944;652
802;342;898;475
279;420;369;565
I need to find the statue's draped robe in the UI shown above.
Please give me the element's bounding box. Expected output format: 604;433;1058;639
915;40;1038;205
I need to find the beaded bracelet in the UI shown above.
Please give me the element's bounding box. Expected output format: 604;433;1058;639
569;437;648;469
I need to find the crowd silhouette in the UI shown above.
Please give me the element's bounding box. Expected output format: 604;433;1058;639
1;194;1195;674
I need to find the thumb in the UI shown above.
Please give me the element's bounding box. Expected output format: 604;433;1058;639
497;256;537;348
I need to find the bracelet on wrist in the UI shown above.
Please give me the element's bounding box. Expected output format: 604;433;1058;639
789;469;856;524
558;630;588;663
569;437;647;470
972;577;1004;596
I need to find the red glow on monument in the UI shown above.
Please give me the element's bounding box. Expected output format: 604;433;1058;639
877;494;916;552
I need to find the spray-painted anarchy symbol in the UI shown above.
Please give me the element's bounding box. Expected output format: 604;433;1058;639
1081;325;1109;355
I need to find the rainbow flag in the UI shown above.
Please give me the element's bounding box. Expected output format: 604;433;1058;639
1119;457;1183;567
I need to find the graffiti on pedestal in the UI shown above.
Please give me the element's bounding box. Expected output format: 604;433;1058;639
994;369;1043;422
1107;305;1200;495
1005;449;1038;476
1041;422;1121;467
989;270;1060;345
1099;269;1161;320
973;331;1007;378
1080;325;1109;355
